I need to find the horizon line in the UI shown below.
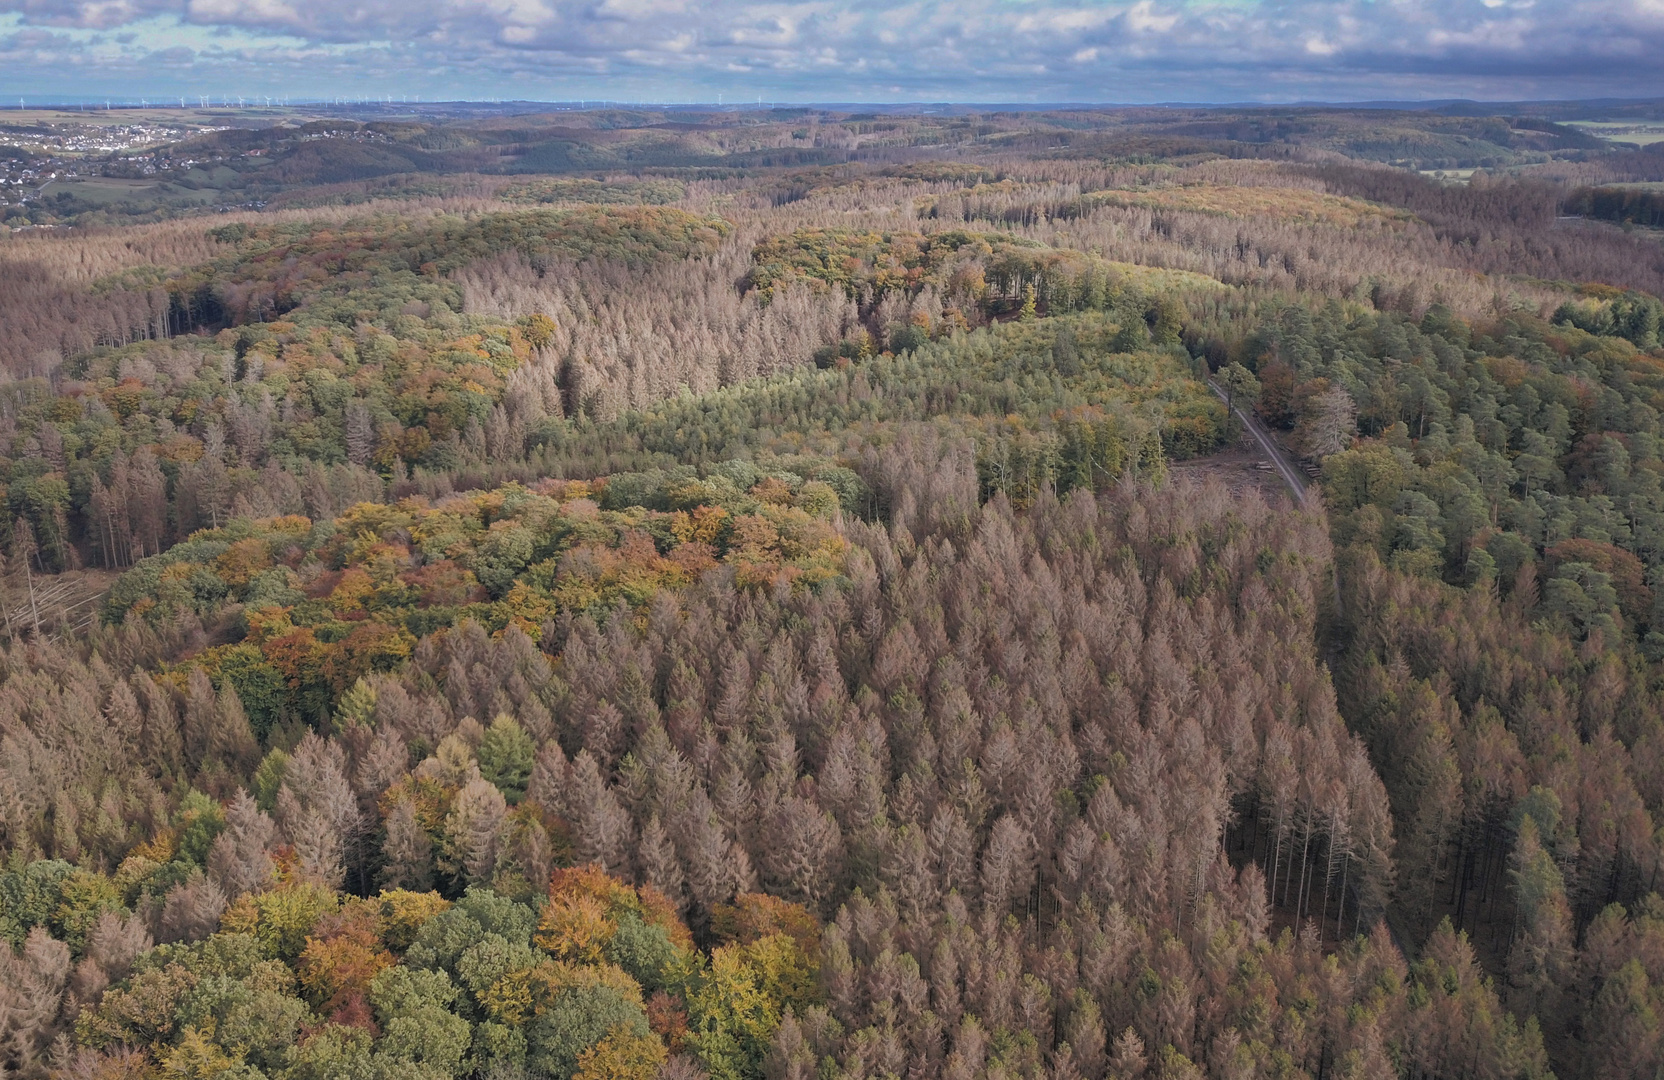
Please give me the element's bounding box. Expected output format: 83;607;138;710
5;94;1664;111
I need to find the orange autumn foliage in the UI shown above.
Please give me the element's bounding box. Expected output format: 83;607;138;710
297;905;394;1013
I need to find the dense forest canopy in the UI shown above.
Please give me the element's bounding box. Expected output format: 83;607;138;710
2;101;1664;1080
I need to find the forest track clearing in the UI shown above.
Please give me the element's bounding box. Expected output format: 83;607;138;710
1206;378;1311;505
1165;437;1292;502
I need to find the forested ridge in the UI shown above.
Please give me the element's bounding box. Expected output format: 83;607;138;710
3;104;1664;1080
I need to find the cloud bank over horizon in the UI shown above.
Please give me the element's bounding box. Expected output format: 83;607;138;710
1;0;1662;104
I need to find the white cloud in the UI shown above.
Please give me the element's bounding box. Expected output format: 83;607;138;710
1427;16;1535;49
1016;7;1113;33
187;0;299;22
1123;0;1178;33
0;0;1660;101
2;0;179;28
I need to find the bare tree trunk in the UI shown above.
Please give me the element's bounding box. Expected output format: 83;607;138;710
1270;804;1287;907
1294;808;1314;924
1320;804;1343;942
0;554;13;640
24;551;41;637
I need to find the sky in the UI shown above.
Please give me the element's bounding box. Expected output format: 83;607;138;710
0;0;1662;105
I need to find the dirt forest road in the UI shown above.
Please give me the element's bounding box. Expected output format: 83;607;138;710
1207;377;1346;626
1208;379;1310;506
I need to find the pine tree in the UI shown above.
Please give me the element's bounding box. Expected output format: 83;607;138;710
345;402;374;467
207;790;276;900
1583;959;1662;1077
0;928;71;1069
478;715;535;803
278;733;362;889
157;874;228;944
1506;816;1574;1017
352;724;408;807
527;739;569;810
677;792;740;914
180;668;220;773
126;448;167;560
565;751;634;876
581;702;627;770
380;795;435;891
210;681;261;778
442;777;508;888
334;677;378;731
979;815;1032;917
1107;1026;1148;1080
289;806;347;890
135;673;184;780
928;806;978;900
761;796;843;915
638;814;686;909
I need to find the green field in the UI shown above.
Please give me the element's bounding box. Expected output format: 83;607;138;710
1565;120;1664;146
1418;167;1478;184
34;175;230;208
